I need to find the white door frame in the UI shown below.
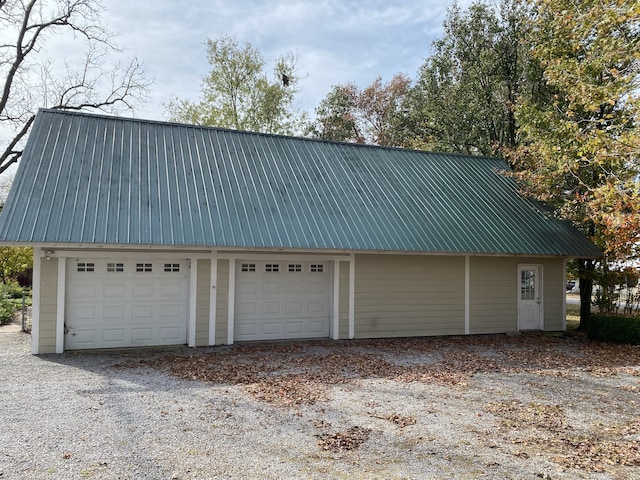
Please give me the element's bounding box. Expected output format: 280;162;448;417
62;255;191;350
517;264;543;330
231;258;333;342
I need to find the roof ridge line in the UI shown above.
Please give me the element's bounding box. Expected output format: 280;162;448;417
36;108;503;161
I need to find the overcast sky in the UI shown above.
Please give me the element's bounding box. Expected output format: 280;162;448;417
2;0;475;192
93;0;474;122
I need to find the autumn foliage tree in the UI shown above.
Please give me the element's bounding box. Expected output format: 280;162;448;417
511;0;640;326
308;74;411;147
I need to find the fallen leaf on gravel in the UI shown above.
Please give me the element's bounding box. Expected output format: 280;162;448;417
244;375;328;407
316;426;372;452
369;412;416;428
131;334;640;473
485;401;567;431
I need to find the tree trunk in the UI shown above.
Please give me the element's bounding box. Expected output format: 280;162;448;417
578;259;594;330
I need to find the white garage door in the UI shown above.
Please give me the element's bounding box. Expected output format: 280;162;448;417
65;258;189;350
235;260;331;341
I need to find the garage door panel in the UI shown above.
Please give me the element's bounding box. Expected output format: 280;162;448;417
285;322;303;334
103;305;125;320
238;281;258;294
308;321;327;334
263;282;280;295
262;322;281;335
159;327;181;341
160;304;182;320
103;328;125;343
160;283;186;298
65;258;189;350
70;329;96;345
132;327;153;341
263;301;280;315
308;301;326;313
286;301;303;314
285;282;302;294
237;323;257;336
133;284;154;297
75;285;97;298
132;305;153;324
104;284;126;299
235;260;331;341
69;305;96;321
308;282;326;294
238;301;257;315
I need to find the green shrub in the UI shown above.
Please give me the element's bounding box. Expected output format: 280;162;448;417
0;291;15;325
1;282;27;299
0;283;30;325
588;314;640;345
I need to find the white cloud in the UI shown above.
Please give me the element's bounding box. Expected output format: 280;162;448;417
4;0;475;124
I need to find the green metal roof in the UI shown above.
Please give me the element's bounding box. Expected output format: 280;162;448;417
0;109;601;257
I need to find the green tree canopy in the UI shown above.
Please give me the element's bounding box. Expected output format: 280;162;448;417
0;247;32;285
166;37;305;135
403;0;539;156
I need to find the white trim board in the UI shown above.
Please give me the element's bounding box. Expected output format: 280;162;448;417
464;256;470;335
31;248;41;354
56;257;66;353
217;253;350;261
188;259;197;347
349;253;355;339
209;252;218;345
41;250;204;260
332;260;340;340
227;258;236;344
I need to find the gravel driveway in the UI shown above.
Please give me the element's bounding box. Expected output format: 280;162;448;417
1;328;639;480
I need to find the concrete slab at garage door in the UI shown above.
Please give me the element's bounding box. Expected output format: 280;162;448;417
65;259;189;349
235;260;331;341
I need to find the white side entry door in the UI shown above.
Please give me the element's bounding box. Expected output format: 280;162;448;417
518;264;542;330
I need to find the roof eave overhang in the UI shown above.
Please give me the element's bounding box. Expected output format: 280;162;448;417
0;241;602;259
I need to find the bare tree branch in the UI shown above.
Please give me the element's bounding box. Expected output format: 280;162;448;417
1;0;149;173
0;114;34;174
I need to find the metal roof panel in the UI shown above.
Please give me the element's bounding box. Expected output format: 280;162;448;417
0;109;602;258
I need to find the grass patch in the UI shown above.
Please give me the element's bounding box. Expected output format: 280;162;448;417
566;303;581;331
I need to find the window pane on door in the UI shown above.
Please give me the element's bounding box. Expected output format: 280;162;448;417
521;270;535;300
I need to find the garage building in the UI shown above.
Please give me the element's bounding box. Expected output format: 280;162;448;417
0;110;601;354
